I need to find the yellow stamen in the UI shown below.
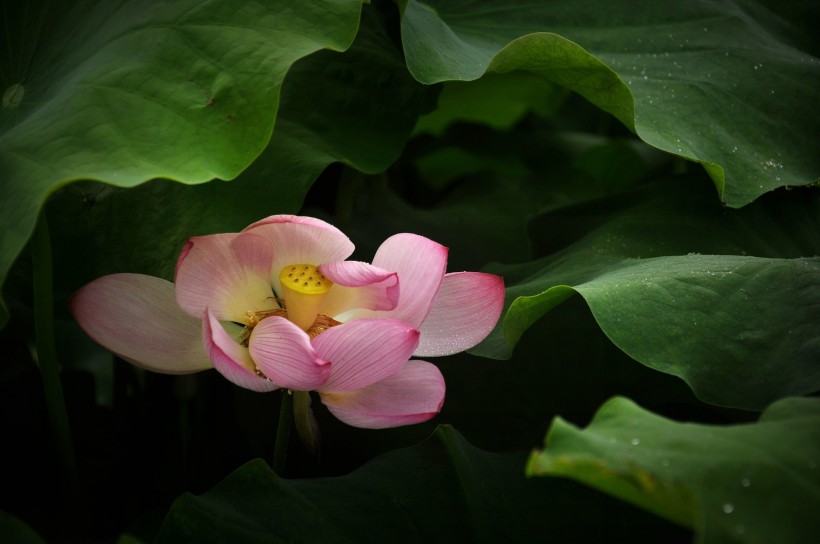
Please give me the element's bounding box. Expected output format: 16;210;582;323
306;315;342;340
238;308;288;347
278;264;333;331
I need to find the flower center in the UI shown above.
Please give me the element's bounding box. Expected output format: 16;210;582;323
278;264;333;330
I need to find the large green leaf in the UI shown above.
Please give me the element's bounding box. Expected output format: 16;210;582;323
528;396;820;544
0;0;363;322
400;0;820;207
156;425;687;542
16;3;429;318
474;176;820;410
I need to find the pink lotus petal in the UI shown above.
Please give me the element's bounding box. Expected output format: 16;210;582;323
204;309;279;392
415;272;505;356
175;232;277;323
366;233;448;327
319;261;399;316
314;318;420;392
242;215;354;297
249;316;331;391
69;274;211;374
320;360;445;429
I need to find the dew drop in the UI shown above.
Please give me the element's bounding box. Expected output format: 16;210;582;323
741;477;751;488
736;524;746;535
631;437;641;446
722;503;734;514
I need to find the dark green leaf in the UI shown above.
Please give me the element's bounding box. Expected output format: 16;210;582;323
400;0;820;206
157;426;688;543
475;177;820;410
528;396;820;544
0;510;46;544
413;71;567;136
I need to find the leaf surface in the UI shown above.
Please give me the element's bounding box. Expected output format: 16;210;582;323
474;177;820;410
156;426;686;543
401;0;820;206
528;396;820;544
0;0;363;321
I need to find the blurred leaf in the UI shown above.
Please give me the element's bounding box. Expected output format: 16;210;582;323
413;71;567;136
345;176;535;271
528;396;820;544
271;6;432;177
412;145;529;191
0;0;364;324
344;105;664;271
157;426;688;543
115;535;148;544
0;510;46;544
400;0;820;206
475;176;820;410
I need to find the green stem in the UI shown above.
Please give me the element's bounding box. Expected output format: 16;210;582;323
32;212;80;499
272;389;294;475
293;391;320;460
334;167;362;229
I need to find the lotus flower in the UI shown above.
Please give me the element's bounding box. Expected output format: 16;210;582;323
70;215;504;429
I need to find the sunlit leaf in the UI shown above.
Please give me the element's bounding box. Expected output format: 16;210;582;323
39;4;429;315
528;396;820;544
0;0;364;324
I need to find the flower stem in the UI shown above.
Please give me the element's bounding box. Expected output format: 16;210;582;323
334;167;362;229
32;211;80;500
293;390;320;460
272;389;294;475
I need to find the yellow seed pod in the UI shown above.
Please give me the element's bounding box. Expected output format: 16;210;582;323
279;264;332;295
278;264;333;331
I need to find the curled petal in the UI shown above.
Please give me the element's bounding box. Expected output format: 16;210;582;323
249;316;330;391
69;274;211;374
366;233;448;327
204;309;278;392
415;272;505;356
320;360;445;429
319;261;399;317
242;215;354;297
314;318;420;392
175;232;277;323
